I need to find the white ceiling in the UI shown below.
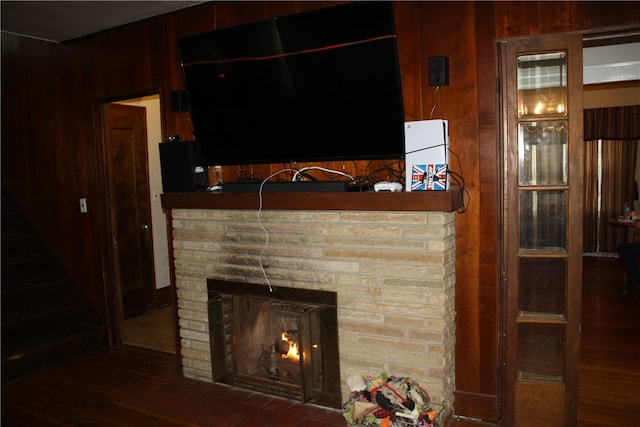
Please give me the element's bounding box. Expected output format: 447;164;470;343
1;1;207;43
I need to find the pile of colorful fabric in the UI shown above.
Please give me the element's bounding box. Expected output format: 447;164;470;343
342;373;440;427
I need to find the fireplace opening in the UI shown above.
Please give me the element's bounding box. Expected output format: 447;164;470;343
207;279;342;409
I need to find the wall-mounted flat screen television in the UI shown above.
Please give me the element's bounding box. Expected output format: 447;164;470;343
177;1;405;166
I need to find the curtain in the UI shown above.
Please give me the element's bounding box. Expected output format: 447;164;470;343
584;106;640;141
600;140;637;252
583;140;599;252
583;105;640;254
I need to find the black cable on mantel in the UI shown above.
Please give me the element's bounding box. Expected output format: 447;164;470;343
447;148;469;214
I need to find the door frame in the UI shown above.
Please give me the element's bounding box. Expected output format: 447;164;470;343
93;88;164;347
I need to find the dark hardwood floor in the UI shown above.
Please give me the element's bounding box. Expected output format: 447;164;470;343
1;345;346;427
2;256;639;426
577;256;640;427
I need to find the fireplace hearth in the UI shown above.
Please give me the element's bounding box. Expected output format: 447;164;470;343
207;279;342;409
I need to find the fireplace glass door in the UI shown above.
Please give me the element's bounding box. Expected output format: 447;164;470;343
232;298;323;400
207;279;341;408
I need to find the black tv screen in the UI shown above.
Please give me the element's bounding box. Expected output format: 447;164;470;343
178;1;405;166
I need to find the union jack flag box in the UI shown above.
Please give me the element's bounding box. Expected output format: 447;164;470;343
411;164;448;191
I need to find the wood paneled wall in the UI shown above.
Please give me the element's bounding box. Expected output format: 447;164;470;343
2;1;638;423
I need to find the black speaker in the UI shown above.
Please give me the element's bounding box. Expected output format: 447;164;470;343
159;140;208;193
170;90;189;112
429;56;449;86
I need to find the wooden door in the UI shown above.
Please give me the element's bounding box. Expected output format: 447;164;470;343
104;103;155;319
499;34;583;426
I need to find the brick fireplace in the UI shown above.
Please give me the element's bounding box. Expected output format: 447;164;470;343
163;192;457;415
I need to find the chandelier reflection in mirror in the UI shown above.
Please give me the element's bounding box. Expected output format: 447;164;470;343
525;123;567;134
517;52;567;117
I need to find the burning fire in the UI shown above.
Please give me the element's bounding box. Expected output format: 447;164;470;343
284;342;300;361
281;332;300;362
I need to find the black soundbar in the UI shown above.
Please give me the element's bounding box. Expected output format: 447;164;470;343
222;180;351;193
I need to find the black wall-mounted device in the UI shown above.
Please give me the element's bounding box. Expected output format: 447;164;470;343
429;56;449;86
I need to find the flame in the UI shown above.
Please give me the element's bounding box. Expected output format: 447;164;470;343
282;334;300;362
280;330;300;361
282;341;300;362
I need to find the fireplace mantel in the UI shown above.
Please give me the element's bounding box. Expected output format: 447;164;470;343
161;187;462;212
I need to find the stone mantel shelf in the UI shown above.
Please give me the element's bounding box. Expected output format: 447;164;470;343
161;187;462;212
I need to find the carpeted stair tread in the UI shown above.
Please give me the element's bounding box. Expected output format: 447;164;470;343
2;323;105;357
2;255;66;286
1;324;106;381
2;275;69;294
2;298;87;324
2;246;50;262
1;300;95;347
2;276;74;313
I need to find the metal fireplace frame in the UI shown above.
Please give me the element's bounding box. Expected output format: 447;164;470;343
207;279;342;409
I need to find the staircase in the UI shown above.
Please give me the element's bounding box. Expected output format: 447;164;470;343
2;190;106;380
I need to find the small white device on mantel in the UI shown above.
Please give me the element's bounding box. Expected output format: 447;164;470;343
404;119;449;192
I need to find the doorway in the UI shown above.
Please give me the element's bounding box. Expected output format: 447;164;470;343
101;93;175;354
103;103;154;318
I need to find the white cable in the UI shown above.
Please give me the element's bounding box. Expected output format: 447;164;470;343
257;169;293;292
257;166;353;291
292;166;355;182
